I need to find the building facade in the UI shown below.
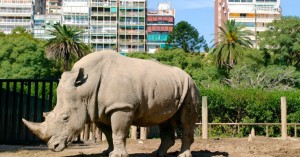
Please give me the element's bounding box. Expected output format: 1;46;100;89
146;2;175;53
46;0;62;14
33;14;61;39
0;0;34;34
90;0;118;52
118;0;146;53
0;0;173;53
214;0;281;46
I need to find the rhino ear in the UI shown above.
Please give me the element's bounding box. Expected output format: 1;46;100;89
75;68;88;86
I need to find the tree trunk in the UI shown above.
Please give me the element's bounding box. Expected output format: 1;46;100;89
63;59;68;71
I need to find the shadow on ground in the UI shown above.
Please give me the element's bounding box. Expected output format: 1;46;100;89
64;150;229;157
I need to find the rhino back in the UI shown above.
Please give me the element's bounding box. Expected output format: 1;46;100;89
72;51;193;126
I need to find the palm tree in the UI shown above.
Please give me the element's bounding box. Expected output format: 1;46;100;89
45;24;91;71
211;20;253;70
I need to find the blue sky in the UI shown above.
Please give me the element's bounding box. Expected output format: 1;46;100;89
148;0;300;46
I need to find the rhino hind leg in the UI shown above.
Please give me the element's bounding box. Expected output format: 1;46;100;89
95;123;113;155
109;109;133;157
152;120;175;157
178;104;197;157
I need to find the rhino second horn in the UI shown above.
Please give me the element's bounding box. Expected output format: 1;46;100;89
22;118;50;141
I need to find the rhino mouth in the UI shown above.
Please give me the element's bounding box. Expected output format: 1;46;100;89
48;136;67;152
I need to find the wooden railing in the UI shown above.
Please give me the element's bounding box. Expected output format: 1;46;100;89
0;79;58;144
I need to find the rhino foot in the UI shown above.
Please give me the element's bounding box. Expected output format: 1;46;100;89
178;150;192;157
109;150;128;157
151;150;166;157
101;148;113;156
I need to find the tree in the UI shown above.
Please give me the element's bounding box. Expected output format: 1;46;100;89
0;29;55;79
211;20;253;70
45;24;91;71
166;21;207;53
259;16;300;69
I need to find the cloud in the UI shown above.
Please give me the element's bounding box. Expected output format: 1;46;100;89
171;0;214;10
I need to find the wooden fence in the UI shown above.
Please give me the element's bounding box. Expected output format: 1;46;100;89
0;79;58;144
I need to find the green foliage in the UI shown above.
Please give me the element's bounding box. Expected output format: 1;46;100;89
201;87;300;136
45;24;91;71
166;21;207;53
211;20;253;71
0;30;56;79
259;16;300;69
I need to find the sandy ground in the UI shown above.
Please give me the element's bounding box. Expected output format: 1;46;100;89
1;136;300;157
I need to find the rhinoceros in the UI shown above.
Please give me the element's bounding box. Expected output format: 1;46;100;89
22;50;199;157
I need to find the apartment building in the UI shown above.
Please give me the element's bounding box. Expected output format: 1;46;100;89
118;0;146;53
46;0;62;14
61;0;90;43
0;0;34;34
214;0;281;46
90;0;118;51
33;14;61;39
146;2;174;53
35;0;46;14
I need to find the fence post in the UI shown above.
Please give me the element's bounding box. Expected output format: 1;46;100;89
281;97;287;140
140;127;147;140
84;124;89;141
131;126;137;140
295;124;297;138
266;125;269;137
202;96;208;140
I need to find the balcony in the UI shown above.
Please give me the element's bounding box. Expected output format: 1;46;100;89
90;38;117;44
119;21;144;26
90;29;117;34
0;18;31;24
91;2;117;7
63;20;89;25
90;20;117;26
118;29;145;35
119;39;144;45
91;12;117;16
119;11;145;17
119;3;145;9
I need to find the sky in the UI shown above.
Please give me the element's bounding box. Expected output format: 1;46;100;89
148;0;300;46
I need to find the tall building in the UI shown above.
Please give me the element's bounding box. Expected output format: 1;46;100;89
46;0;62;14
214;0;281;46
146;2;175;53
0;0;34;34
33;14;61;39
118;0;146;53
35;0;46;14
61;0;90;43
90;0;118;51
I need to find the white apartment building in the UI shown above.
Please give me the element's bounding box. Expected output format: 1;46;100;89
215;0;282;46
33;14;61;39
0;0;34;34
90;0;118;52
61;0;90;43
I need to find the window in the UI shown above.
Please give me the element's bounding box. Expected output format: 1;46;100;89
240;13;247;18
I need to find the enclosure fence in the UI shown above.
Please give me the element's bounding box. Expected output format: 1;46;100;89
0;79;58;144
0;79;295;144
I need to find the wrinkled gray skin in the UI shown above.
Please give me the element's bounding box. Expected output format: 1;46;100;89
23;50;199;157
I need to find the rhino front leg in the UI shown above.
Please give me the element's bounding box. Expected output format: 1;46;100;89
109;110;133;157
95;123;114;155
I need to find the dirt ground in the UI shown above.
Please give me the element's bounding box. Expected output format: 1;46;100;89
1;136;300;157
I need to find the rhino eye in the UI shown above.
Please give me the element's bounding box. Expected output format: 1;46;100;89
62;115;70;121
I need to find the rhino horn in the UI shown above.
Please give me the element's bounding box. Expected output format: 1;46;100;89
22;118;50;141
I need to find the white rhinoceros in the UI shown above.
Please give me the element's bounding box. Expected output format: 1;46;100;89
23;50;199;157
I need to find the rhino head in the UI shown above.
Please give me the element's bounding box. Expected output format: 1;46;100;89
23;68;88;152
